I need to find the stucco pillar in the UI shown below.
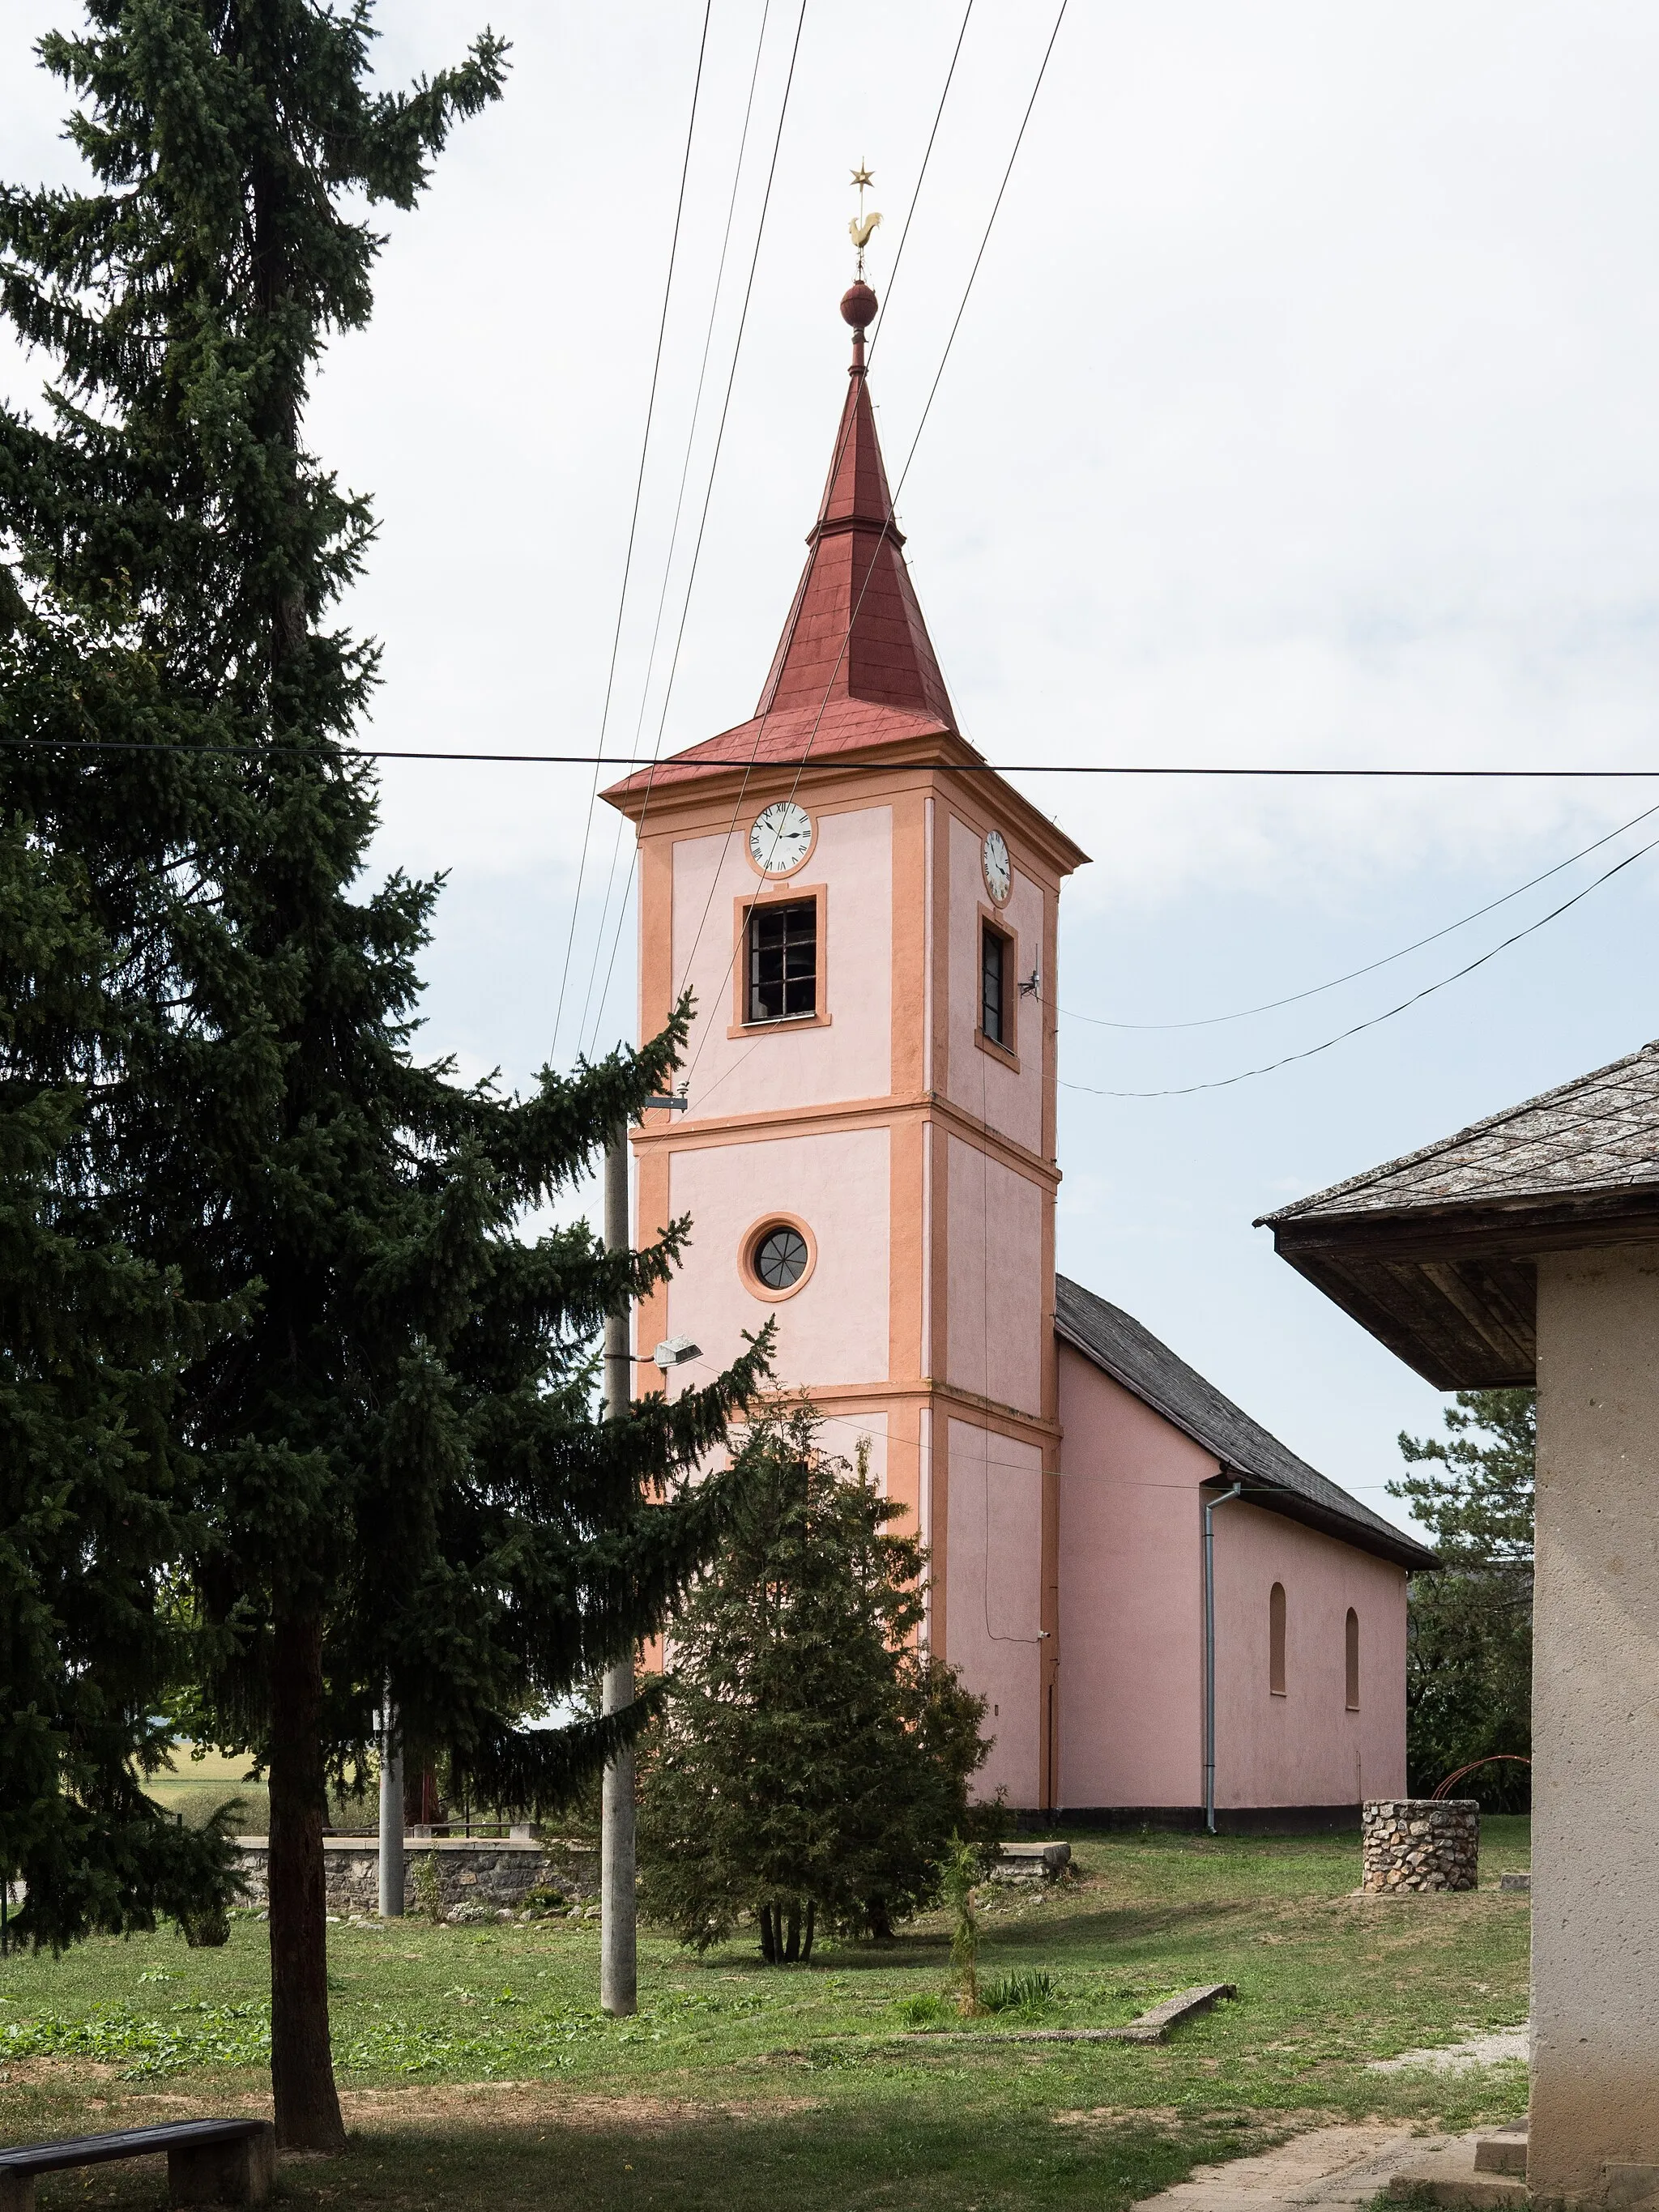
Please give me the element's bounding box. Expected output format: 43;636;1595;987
1532;1246;1659;2209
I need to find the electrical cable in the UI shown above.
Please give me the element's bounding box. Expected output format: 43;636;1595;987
1058;825;1659;1099
8;736;1659;778
1060;796;1659;1031
587;0;980;1059
578;0;809;1059
573;0;778;1059
673;0;1070;1094
549;2;713;1063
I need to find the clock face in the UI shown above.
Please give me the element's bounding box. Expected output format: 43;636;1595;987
749;800;813;876
982;829;1012;905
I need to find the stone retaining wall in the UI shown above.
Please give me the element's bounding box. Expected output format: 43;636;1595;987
233;1835;599;1919
1362;1798;1479;1893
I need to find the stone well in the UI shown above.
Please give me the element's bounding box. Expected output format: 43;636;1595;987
1361;1798;1478;1893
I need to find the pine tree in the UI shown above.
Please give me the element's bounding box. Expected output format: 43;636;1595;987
1391;1389;1533;1806
0;582;244;1946
0;6;769;2146
637;1406;992;1963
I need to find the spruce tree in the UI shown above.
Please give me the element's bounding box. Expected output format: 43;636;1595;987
1391;1389;1534;1805
0;586;241;1947
638;1406;991;1963
0;4;769;2146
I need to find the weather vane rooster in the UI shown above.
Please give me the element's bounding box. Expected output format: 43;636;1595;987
849;161;881;275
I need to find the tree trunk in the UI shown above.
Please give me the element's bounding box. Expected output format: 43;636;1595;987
267;1607;344;2151
758;1903;776;1963
784;1903;800;1963
867;1896;894;1941
801;1901;816;1965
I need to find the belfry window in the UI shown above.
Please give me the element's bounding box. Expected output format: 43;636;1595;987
747;899;817;1023
981;922;1009;1046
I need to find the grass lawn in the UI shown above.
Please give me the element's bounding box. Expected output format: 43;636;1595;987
0;1819;1531;2212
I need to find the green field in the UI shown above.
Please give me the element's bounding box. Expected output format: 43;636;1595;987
0;1820;1531;2212
139;1747;376;1836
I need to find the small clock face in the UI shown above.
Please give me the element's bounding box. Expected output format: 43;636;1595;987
982;829;1012;905
749;800;813;876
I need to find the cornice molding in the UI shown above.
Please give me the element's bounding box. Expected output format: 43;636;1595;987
633;1088;1062;1189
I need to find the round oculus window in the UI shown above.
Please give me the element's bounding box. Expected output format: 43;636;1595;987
751;1223;809;1293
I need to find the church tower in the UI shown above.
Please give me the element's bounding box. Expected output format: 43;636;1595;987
603;275;1088;1810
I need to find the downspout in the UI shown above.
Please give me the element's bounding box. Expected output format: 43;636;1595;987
1203;1479;1245;1834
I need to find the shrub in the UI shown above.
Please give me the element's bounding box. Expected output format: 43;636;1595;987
942;1836;982;2016
177;1903;232;1949
983;1969;1057;2014
412;1852;441;1924
638;1406;992;1963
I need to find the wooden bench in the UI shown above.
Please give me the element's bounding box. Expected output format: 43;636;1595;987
0;2119;275;2212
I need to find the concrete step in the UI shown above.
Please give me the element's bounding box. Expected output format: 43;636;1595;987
1474;2123;1527;2176
1386;2134;1529;2209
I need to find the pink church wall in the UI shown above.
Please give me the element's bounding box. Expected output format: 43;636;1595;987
666;1128;890;1388
942;813;1043;1157
1056;1343;1206;1808
945;1417;1044;1809
944;1134;1043;1416
670;805;893;1119
1211;1505;1407;1808
1055;1341;1410;1811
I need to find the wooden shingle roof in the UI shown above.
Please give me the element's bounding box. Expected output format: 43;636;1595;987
1265;1039;1659;1222
1259;1039;1659;1387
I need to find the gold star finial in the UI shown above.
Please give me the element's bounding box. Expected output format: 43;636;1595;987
848;162;881;278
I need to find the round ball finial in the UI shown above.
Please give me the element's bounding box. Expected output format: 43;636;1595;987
840;280;877;331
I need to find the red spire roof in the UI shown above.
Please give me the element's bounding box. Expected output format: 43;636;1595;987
603;286;962;805
754;302;955;729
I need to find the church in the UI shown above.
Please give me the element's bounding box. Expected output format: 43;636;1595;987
603;275;1436;1827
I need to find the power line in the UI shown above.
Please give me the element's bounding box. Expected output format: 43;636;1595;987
587;2;979;1059
674;0;1070;1093
549;2;713;1063
574;0;779;1058
12;737;1659;778
642;0;987;1063
578;0;809;1059
1059;826;1659;1100
1060;796;1659;1032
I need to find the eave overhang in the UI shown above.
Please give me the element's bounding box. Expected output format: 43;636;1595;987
1198;1470;1439;1574
1260;1187;1659;1390
602;716;1090;883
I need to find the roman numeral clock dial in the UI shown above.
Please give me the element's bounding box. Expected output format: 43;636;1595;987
749;801;813;875
982;829;1012;904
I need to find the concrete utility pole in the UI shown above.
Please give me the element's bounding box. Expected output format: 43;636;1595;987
599;1123;636;2018
377;1688;403;1917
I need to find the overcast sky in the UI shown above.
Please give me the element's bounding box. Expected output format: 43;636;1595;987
5;2;1657;1538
